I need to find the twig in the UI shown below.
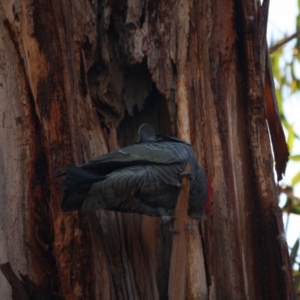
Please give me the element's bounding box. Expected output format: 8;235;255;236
269;29;300;54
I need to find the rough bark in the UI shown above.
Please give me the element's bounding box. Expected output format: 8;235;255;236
0;0;294;299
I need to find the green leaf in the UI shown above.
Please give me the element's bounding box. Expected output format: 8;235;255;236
296;265;300;292
292;171;300;186
289;155;300;161
287;125;295;150
270;51;282;82
275;89;283;115
281;117;290;132
290;60;300;92
294;275;300;295
290;205;300;215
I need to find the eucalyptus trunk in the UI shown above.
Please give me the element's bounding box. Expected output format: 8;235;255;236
0;0;294;299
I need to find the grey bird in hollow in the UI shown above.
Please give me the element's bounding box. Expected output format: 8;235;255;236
60;124;213;220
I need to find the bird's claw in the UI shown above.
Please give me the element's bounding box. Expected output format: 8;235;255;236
180;171;194;180
161;215;175;223
169;225;179;234
176;182;182;188
171;172;193;189
169;181;182;188
160;215;179;233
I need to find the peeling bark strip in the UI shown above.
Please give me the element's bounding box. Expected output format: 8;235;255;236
168;165;208;300
168;165;190;299
238;0;295;299
264;52;289;180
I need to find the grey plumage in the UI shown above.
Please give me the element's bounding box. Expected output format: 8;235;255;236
61;124;211;220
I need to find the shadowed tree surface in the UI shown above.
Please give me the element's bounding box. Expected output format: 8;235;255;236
0;0;295;299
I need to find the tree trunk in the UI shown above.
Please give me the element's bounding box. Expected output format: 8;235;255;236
0;0;294;299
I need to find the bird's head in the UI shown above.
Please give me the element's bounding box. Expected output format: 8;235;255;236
188;174;213;220
137;124;156;143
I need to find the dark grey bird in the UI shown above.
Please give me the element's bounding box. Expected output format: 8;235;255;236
60;124;213;220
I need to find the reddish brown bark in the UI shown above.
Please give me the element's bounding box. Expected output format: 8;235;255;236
0;0;294;299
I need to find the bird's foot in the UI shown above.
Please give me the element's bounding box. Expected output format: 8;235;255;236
169;224;179;234
157;207;173;223
160;214;179;233
161;215;175;223
179;171;194;180
169;172;193;189
175;182;183;188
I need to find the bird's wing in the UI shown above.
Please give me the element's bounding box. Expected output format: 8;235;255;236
154;134;190;145
86;142;190;168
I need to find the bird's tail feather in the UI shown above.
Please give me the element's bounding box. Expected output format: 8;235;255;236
61;165;104;212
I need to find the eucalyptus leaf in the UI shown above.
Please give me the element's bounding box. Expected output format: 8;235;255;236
289;205;300;215
292;171;300;186
287;125;296;150
289;155;300;161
